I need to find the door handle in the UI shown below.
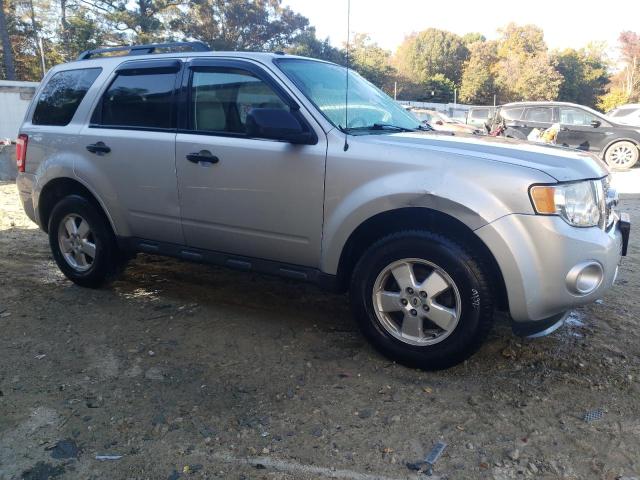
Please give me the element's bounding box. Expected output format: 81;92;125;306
86;142;111;155
186;150;220;164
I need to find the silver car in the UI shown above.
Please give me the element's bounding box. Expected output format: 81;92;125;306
15;42;631;370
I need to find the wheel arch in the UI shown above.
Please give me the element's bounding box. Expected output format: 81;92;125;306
333;207;508;310
37;177;116;235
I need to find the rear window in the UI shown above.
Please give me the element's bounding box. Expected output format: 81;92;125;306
93;71;177;129
610;107;640;117
32;68;102;126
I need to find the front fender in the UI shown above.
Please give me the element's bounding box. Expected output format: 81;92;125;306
320;139;557;275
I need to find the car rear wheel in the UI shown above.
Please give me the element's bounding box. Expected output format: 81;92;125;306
48;195;127;288
350;230;494;370
604;141;639;170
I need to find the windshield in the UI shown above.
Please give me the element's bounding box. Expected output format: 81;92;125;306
276;58;421;132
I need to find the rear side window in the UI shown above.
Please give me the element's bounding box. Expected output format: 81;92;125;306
32;68;101;126
94;71;177;129
470;108;490;119
500;107;524;121
523;107;552;123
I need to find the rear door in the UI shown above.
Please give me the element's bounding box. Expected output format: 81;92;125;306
555;106;610;152
174;58;327;267
518;106;554;138
76;59;183;244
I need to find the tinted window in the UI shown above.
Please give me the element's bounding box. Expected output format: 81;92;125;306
470;109;490;119
559;107;597;126
501;107;524;121
96;71;177;129
32;68;101;126
191;69;288;133
524;107;552;123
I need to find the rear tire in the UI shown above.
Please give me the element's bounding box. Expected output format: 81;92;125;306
604;141;639;170
48;195;127;288
350;230;494;370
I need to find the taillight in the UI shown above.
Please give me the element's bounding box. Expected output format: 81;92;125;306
16;134;28;173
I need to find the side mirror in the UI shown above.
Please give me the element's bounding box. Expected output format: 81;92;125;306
590;120;601;128
245;108;316;145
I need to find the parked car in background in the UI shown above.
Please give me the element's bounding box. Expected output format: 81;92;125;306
607;104;640;127
412;109;483;135
490;101;640;170
466;106;496;130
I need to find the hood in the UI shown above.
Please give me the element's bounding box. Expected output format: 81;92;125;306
360;131;609;182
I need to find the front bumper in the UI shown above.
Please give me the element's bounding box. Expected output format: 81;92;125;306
476;212;628;323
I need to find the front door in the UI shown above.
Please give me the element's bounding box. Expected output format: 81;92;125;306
175;59;327;267
555;106;610;153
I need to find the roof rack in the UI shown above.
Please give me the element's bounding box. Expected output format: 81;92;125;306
77;41;211;60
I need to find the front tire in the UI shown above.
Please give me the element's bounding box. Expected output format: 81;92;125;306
350;231;494;370
604;141;639;170
48;195;127;288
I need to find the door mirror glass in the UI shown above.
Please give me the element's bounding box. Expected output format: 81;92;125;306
245;108;314;144
590;119;601;128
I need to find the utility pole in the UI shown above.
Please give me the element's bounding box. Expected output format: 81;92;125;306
493;94;496;107
394;81;397;100
453;88;457;106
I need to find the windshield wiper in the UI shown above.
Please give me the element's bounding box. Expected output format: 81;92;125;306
344;123;419;133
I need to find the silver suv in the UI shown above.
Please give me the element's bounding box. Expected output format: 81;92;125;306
15;42;631;370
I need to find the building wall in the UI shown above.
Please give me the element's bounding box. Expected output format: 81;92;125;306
0;80;39;140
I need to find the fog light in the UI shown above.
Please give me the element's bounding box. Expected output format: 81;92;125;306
566;261;603;295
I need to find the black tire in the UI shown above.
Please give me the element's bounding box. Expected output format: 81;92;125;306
48;195;127;288
603;140;639;171
350;230;494;370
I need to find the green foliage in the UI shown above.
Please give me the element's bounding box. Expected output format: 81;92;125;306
459;40;497;104
395;28;468;86
554;46;609;108
597;87;629;112
492;23;562;102
172;0;310;51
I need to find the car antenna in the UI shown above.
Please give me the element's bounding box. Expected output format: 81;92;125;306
343;0;351;152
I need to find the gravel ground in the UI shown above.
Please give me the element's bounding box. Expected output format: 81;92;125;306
1;181;639;480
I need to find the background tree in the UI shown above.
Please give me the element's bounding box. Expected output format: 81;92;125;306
0;0;16;79
459;40;497;104
172;0;310;51
554;45;609;107
493;23;561;102
348;33;395;93
395;28;468;86
285;27;344;64
618;31;640;100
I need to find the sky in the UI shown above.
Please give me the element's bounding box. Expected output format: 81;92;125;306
283;0;640;60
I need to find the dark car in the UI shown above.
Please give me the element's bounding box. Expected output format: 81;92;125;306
490;101;640;170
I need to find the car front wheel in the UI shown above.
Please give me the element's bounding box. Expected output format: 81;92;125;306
604;141;639;170
350;231;494;370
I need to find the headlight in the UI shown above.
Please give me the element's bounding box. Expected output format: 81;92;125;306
529;180;603;227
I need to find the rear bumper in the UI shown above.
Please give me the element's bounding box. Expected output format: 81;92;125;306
16;172;37;225
476;212;626;323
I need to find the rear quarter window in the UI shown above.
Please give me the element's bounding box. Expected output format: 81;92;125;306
32;68;102;126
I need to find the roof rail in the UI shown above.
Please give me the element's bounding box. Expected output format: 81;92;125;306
77;41;211;60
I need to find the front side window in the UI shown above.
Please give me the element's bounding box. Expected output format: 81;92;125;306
277;59;420;132
95;71;177;129
524;107;553;123
32;68;102;126
190;69;288;133
559;107;598;126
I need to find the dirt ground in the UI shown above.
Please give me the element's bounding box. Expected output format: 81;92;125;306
1;181;639;480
